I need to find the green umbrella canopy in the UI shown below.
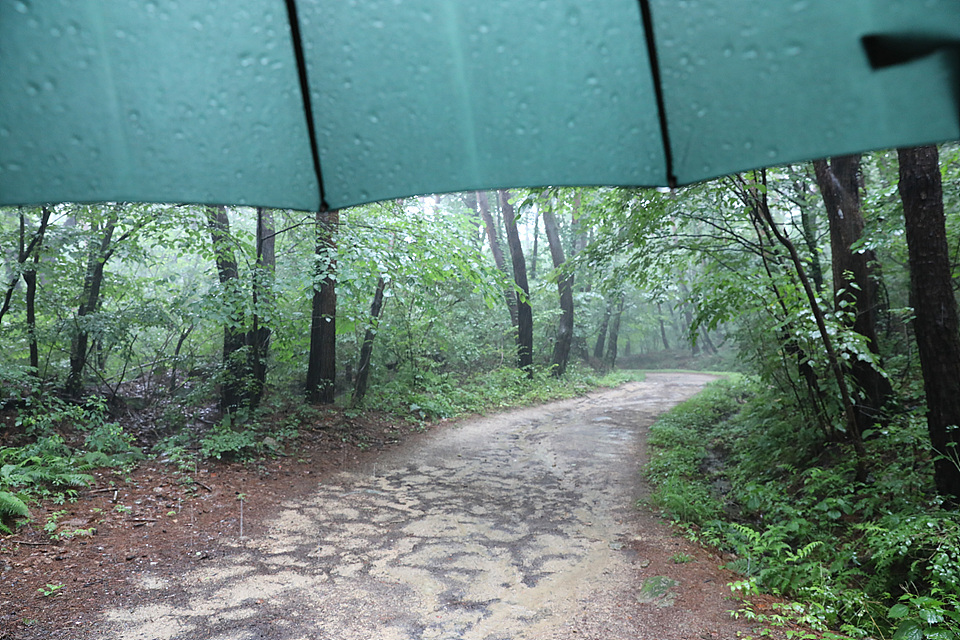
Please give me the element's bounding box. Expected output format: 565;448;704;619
1;0;958;211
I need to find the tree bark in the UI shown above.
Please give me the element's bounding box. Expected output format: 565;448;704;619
604;293;625;369
542;203;574;376
306;209;338;404
594;302;611;361
205;206;247;413
0;206;51;328
477;191;518;327
66;207;120;397
898;145;960;502
814;156;892;427
500;190;533;376
352;276;387;406
247;207;275;408
657;302;671;350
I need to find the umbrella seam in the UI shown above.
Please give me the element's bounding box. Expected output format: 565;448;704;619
636;0;676;188
284;0;329;212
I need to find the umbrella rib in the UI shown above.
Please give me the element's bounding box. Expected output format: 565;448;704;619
636;0;676;188
283;0;330;212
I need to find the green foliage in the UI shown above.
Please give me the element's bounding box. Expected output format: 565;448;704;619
644;378;960;639
199;417;261;461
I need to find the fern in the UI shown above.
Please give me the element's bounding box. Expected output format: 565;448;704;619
0;490;30;534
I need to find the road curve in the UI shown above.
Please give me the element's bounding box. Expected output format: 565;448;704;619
102;372;756;640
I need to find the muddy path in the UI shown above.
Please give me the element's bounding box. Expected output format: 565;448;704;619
98;372;759;639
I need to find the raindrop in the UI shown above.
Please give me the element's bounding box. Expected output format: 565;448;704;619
743;48;758;60
722;46;734;58
586;75;599;86
50;26;61;38
566;118;576;129
115;29;127;40
767;147;779;159
743;140;754;150
515;126;525;136
566;7;581;26
66;21;80;36
478;22;490;34
0;127;10;138
25;82;40;96
784;44;802;56
240;53;254;67
368;112;379;124
14;1;29;14
371;19;385;29
6;162;23;172
191;19;204;31
790;1;809;11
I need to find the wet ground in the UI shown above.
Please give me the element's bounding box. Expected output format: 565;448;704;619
93;372;760;639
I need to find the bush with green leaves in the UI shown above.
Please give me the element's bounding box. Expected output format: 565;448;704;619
643;377;960;640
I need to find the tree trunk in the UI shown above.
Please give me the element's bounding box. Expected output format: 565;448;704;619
352;276;387;406
594;302;611;360
66;207;119;397
477;191;518;327
247;207;275;408
814;156;892;427
898;145;960;503
307;209;338;404
657;302;671;350
500;190;533;376
24;256;39;372
0;206;51;328
604;293;625;369
205;206;247;413
542;205;574;376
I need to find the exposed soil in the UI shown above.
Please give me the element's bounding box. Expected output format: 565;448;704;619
1;373;792;639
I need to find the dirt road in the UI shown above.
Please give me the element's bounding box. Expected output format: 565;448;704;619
99;373;758;639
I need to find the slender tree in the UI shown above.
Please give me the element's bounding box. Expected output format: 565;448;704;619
247;207;275;408
541;195;574;376
814;156;892;426
898;145;960;502
306;208;338;404
500;190;533;375
204;205;247;412
476;191;518;327
352;275;387;406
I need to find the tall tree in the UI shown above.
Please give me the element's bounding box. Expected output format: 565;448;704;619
0;206;52;329
898;145;960;502
247;207;276;408
541;195;574;376
500;190;533;375
814;156;893;427
604;292;625;368
476;191;518;327
205;205;247;413
306;208;338;404
352;275;387;406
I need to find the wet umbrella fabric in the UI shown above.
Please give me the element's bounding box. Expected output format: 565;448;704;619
1;0;957;210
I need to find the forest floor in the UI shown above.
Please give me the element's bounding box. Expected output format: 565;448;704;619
1;372;792;640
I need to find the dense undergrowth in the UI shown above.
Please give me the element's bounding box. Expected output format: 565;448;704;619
646;376;960;640
1;364;640;534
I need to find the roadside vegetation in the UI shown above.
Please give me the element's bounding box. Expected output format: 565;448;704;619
646;377;960;640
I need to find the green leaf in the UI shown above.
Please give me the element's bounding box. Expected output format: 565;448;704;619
889;604;911;619
893;620;924;640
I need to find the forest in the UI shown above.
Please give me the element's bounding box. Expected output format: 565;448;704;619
2;143;960;639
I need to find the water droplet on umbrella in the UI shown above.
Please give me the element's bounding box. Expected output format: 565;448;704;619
767;147;779;159
478;22;490;34
14;1;29;14
25;82;40;96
